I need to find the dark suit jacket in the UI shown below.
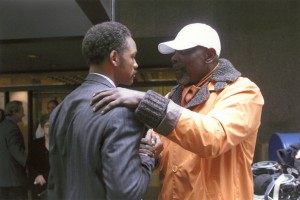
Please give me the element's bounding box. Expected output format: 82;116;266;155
28;137;49;198
47;74;155;200
0;117;27;187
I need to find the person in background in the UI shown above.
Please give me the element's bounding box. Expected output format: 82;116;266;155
0;108;5;122
35;99;59;139
47;21;161;200
28;114;50;200
91;23;264;199
0;101;28;200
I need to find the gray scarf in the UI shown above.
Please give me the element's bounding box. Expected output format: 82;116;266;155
168;58;241;110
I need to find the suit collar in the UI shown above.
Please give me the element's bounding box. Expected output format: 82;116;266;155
84;73;116;88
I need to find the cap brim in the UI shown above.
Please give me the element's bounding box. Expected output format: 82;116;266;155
158;41;176;54
158;40;198;54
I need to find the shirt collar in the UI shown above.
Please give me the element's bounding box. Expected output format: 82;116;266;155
89;73;116;88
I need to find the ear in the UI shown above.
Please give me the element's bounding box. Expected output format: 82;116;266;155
109;50;119;67
205;48;217;64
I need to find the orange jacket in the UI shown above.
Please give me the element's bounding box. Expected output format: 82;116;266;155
156;77;264;200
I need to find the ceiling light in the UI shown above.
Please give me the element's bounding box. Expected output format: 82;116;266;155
27;54;39;59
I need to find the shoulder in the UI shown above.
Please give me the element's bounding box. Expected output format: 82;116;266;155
100;106;138;125
0;118;19;131
223;77;264;104
236;77;259;86
101;106;145;130
236;77;263;96
223;77;261;92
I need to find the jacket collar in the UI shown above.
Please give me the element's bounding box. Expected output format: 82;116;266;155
84;73;115;88
168;58;241;109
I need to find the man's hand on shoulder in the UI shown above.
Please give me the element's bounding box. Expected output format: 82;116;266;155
90;87;145;114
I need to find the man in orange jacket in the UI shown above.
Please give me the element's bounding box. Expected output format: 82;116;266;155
91;23;264;200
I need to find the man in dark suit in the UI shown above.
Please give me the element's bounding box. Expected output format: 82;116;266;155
0;100;28;200
47;21;157;200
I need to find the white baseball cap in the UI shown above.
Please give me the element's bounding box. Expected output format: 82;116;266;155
158;23;221;56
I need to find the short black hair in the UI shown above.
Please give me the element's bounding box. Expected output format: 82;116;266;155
82;21;132;66
5;100;23;116
47;99;59;107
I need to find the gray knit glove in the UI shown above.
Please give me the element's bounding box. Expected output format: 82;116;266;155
135;90;170;128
